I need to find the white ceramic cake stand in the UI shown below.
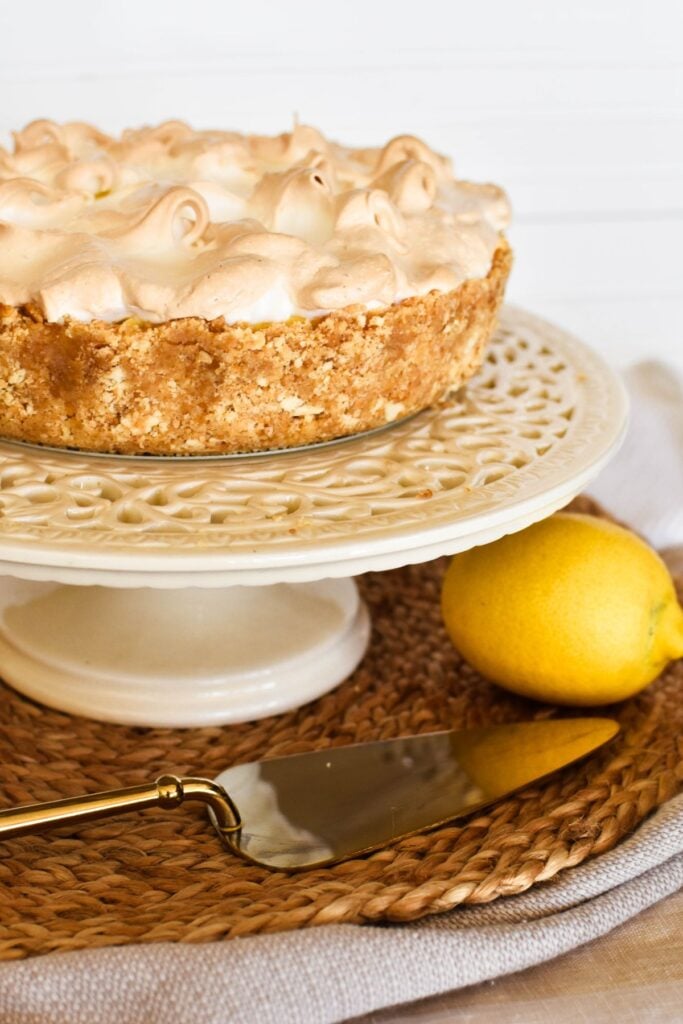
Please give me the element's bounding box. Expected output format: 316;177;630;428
0;307;627;727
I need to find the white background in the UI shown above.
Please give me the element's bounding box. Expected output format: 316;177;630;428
1;0;682;371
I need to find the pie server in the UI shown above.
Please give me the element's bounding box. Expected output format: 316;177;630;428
0;717;618;869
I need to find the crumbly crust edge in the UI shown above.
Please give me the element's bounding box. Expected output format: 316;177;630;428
0;240;512;455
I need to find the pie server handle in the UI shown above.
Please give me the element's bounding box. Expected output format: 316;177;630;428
0;774;241;841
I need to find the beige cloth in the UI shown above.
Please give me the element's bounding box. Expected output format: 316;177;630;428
589;360;683;550
0;794;681;1024
367;888;683;1022
0;361;681;1024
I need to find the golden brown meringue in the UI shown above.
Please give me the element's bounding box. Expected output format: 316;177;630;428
0;120;510;324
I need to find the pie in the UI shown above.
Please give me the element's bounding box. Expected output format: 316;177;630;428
0;120;511;455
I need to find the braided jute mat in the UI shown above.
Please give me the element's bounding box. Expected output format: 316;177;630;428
0;497;680;960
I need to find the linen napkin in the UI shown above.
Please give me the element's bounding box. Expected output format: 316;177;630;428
588;360;683;553
0;361;681;1024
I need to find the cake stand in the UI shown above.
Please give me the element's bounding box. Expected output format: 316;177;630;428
0;307;628;727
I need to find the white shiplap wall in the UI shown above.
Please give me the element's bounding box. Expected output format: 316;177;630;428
1;0;682;370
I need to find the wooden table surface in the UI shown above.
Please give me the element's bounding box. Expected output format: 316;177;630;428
354;889;683;1023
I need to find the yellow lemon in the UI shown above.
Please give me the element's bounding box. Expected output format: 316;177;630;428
441;512;683;706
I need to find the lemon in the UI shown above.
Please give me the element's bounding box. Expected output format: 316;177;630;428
441;512;683;706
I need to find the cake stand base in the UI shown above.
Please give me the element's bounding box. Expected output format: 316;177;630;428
0;578;370;727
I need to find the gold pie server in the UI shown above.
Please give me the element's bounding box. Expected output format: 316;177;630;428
0;717;618;870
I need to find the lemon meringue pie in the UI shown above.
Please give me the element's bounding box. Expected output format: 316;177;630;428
0;120;511;455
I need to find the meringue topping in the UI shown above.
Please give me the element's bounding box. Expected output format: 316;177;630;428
0;120;510;324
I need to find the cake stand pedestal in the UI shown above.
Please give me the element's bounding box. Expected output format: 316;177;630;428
0;308;627;727
0;579;369;726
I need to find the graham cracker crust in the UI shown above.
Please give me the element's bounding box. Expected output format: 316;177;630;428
0;242;511;455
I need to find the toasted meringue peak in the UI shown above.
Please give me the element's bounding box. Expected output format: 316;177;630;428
0;120;510;324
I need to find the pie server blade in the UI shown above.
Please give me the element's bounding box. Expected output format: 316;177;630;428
0;717;618;869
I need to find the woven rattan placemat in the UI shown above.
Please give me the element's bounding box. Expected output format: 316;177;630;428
0;497;680;960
